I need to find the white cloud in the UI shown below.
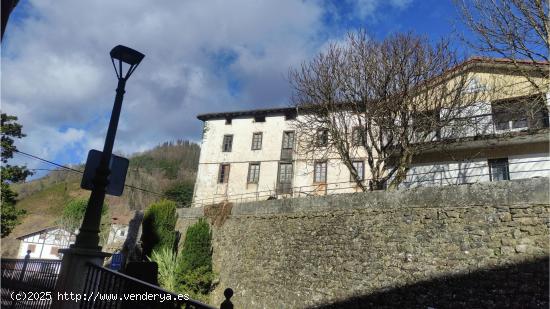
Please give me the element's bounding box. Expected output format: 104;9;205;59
2;0;410;170
353;0;413;20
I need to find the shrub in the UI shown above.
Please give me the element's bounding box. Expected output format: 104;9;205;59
149;247;178;291
177;219;213;300
164;181;195;207
58;198;108;243
141;199;177;258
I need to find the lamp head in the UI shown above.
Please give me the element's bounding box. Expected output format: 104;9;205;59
110;45;145;80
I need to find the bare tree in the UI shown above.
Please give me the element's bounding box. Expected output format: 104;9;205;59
290;32;483;191
455;0;549;91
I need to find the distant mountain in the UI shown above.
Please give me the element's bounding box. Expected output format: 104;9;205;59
1;140;200;257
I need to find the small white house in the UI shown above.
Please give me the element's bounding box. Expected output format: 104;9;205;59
16;227;74;260
106;215;131;247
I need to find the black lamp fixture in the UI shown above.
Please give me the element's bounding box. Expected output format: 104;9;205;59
73;45;144;250
110;45;145;80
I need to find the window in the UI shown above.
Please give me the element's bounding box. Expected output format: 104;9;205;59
492;96;549;131
282;131;295;149
314;161;327;183
281;131;295;160
351;160;364;181
218;164;230;183
50;247;59;256
352;127;365;146
493;103;524;130
120;230;125;237
488;158;509;181
222;135;233;152
277;163;293;194
251;132;263;150
247;163;261;184
254;115;266;122
225;118;232;125
413;110;440;139
316;129;328;147
27;244;36;253
285;112;296;121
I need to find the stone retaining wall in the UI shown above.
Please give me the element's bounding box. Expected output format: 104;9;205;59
177;178;550;308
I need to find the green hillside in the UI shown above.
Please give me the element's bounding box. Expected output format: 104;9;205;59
1;140;200;257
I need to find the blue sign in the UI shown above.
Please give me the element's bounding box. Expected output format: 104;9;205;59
111;253;123;270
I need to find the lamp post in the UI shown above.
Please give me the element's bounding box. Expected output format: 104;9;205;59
74;45;144;249
53;46;144;309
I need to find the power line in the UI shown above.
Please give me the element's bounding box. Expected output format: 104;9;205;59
13;149;168;198
14;149;84;174
28;168;69;172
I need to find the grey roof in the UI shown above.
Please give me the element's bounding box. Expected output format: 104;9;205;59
197;106;296;121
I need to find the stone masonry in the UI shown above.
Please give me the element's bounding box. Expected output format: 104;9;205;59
177;178;549;308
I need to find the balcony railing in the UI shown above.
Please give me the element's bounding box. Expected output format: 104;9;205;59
189;159;550;208
412;112;549;144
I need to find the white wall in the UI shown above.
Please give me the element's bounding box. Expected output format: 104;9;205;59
17;228;73;260
400;153;550;189
509;153;550;180
194;115;293;204
193;103;550;205
107;224;129;245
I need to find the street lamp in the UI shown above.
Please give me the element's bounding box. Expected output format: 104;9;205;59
73;45;144;250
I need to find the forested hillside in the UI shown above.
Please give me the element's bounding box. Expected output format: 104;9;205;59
2;140;200;257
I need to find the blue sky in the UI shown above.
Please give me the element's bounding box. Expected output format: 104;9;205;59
2;0;471;178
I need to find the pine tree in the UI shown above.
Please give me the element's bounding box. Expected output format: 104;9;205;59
1;113;32;237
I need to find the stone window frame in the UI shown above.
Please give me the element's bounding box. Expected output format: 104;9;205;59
351;126;365;146
277;162;293;194
316;129;329;147
282;131;295;149
222;135;233;152
247;162;261;184
314;161;327;184
350;160;365;181
218;164;231;183
488;158;510;181
251;132;263;150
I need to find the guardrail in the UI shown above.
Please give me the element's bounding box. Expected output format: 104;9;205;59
81;262;231;309
189;159;550;208
1;251;61;309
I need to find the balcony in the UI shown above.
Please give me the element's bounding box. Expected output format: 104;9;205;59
413;95;549;145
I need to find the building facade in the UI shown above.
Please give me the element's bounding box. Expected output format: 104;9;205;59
192;58;550;206
16;228;74;260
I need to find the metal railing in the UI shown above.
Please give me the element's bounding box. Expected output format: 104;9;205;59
189;159;550;207
411;112;548;143
81;262;227;309
1;251;62;309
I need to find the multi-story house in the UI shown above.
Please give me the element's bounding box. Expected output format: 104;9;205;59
16;227;75;260
192;58;550;206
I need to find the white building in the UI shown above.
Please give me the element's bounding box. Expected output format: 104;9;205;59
106;215;130;247
16;227;74;260
192;58;550;206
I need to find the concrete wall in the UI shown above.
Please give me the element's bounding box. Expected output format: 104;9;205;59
178;178;549;308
